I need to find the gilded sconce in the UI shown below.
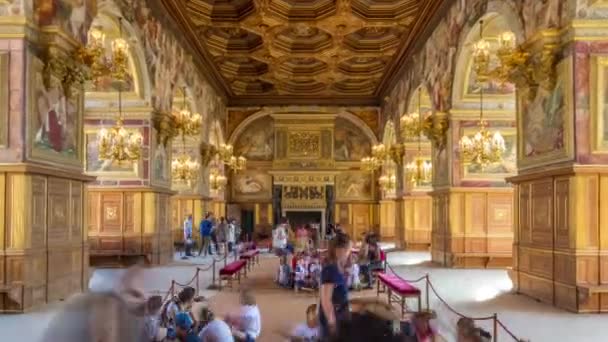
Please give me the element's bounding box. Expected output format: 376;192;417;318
199;142;218;167
152;109;178;147
388;143;405;165
422;112;450;151
42;48;87;98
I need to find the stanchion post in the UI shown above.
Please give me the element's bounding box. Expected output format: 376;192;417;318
493;313;498;342
171;280;176;297
224;243;228;267
196;268;200;295
425;274;430;310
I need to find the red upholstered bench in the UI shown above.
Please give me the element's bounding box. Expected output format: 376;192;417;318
377;273;421;316
219;259;247;290
239;250;259;270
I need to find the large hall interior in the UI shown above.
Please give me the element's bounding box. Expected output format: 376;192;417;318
1;0;608;341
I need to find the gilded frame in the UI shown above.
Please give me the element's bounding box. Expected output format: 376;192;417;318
461;127;517;181
83;128;140;178
287;130;321;159
231;170;273;202
517;57;574;169
27;56;83;169
590;55;608;153
0;52;8;147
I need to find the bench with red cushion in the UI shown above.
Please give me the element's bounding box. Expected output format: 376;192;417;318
377;272;421;316
239;250;259;270
218;260;247;290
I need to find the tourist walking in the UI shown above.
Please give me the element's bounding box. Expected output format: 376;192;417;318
227;218;236;253
319;232;352;339
199;212;213;256
183;214;194;257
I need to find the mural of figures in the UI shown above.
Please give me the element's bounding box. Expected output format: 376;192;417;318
85;131;137;175
32;73;79;159
35;0;97;43
153;143;169;183
334;118;372;161
521;62;567;159
232;171;272;200
0;0;22;15
234;116;274;161
336;171;372;200
465;42;515;97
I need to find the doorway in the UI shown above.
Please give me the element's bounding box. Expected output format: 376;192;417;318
240;209;254;242
285;211;322;228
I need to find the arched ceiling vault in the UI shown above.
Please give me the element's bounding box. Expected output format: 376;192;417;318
159;0;446;106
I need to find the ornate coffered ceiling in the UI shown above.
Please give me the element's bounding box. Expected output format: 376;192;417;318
162;0;445;105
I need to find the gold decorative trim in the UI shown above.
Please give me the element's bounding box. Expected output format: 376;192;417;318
591;55;608;153
0;52;8;147
0;173;5;250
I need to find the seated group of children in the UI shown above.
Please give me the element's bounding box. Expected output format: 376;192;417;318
275;249;322;291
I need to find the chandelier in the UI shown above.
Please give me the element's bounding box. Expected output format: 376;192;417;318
228;155;247;173
218;144;234;163
378;172;396;192
405;88;433;186
172;153;200;184
97;20;142;163
77;18;129;84
459;20;506;168
172;87;202;136
209;168;227;191
361;143;387;172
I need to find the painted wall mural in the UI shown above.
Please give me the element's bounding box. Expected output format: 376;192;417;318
519;58;571;167
30;66;81;165
234;116;274;161
152;143;170;184
232;171;272;201
35;0;97;43
464;40;515;98
334;117;372;161
336;171;373;201
115;0;224;118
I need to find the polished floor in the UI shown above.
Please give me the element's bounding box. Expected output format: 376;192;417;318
1;251;607;342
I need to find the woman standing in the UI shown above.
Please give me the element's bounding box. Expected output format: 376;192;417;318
319;232;352;339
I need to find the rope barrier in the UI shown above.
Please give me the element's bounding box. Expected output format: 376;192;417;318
384;260;524;341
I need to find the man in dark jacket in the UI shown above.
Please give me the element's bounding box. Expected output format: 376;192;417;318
198;212;214;256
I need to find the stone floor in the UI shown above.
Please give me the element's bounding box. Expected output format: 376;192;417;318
1;250;607;342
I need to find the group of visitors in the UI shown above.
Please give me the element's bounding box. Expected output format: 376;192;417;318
153;286;261;342
183;212;244;258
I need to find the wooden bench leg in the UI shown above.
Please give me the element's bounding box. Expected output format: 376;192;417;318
417;294;421;311
376;279;380;297
387;289;392;306
401;296;405;317
237;270;241;284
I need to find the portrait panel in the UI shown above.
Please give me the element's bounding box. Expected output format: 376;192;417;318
151;128;171;187
334;118;371;161
231;171;272;201
461;128;517;181
336;171;373;201
29;58;82;167
84;130;138;177
234;116;274;161
519;58;573;168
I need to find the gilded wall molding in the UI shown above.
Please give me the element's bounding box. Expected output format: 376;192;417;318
0;52;8;147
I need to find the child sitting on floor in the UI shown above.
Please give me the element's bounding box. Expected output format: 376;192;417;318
289;303;319;341
276;255;292;288
226;289;261;342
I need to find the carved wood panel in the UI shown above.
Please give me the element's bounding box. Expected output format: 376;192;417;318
100;193;122;232
519;183;531;245
468;193;486;233
88;192;100;233
124;194;135;233
554;178;570;249
530;180;554;248
487;194;512;232
70;181;82;243
352;204;370;239
31;176;47;249
47;178;70;246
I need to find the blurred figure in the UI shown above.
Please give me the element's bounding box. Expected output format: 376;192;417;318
290;304;320;341
143;295;168;341
226;288;261;341
184;214;194;258
401;311;438;342
41;265;148;342
331;298;403;342
197;306;234;342
199;212;214;256
161;286;196;330
175;311;201;342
